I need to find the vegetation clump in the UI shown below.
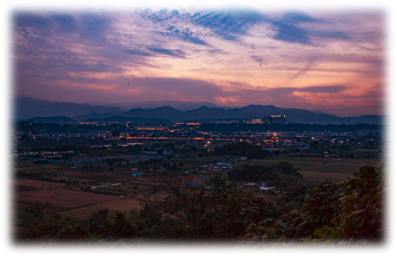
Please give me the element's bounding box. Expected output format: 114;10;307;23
14;164;384;244
244;165;384;244
228;162;304;187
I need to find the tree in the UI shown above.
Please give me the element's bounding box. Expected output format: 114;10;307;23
228;164;276;182
273;161;301;177
21;132;32;142
244;165;384;243
112;130;120;137
105;160;114;179
26;203;44;220
138;174;284;240
168;162;179;172
228;162;304;186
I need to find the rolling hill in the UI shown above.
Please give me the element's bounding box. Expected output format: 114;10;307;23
14;96;384;125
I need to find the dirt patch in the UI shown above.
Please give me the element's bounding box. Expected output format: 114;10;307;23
1;184;37;193
298;170;352;182
65;170;135;181
59;198;143;219
15;188;123;208
13;179;68;189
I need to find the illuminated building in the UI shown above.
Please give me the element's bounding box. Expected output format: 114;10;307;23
263;115;287;124
134;126;169;131
245;119;264;124
245;111;264;124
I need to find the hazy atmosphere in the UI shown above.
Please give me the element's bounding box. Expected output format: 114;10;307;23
13;8;384;117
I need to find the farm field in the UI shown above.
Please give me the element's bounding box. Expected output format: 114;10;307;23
1;182;36;194
14;200;64;236
12;153;383;229
65;170;154;181
244;157;382;182
298;171;354;182
13;179;68;189
13;170;184;221
16;163;67;172
58;197;143;219
15;188;121;208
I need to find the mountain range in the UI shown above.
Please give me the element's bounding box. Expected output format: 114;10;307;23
92;100;224;111
13;96;384;125
14;96;124;120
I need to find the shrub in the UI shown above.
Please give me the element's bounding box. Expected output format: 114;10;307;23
244;165;384;243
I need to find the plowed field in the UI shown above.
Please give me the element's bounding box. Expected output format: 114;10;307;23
13;179;68;189
16;188;121;208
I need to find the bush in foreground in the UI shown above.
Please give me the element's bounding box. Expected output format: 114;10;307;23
244;165;384;244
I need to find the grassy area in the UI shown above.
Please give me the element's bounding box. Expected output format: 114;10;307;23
98;185;138;194
15;163;69;172
267;157;332;163
2;204;31;223
235;156;382;182
301;165;357;174
298;171;355;182
87;189;127;196
58;198;143;219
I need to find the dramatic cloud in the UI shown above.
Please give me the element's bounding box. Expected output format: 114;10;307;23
250;55;265;67
147;48;186;58
13;9;384;117
297;85;348;93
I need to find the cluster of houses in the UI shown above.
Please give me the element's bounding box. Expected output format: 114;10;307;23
198;162;235;171
15;151;75;163
244;182;276;193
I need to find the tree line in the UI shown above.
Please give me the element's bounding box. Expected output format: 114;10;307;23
15;164;383;244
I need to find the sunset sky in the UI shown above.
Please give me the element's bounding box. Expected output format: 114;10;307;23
13;8;384;117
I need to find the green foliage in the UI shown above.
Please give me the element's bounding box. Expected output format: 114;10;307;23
168;162;180;173
131;175;286;240
244;165;384;243
228;162;304;186
88;189;127;196
25;203;44;220
228;164;277;182
273;162;302;177
15;164;384;244
29;209;159;255
329;165;384;240
21;133;32;142
112;130;120;137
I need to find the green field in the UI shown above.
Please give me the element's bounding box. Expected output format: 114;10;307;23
246;157;383;182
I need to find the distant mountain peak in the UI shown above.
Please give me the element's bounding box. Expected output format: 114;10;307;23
14;96;124;119
158;106;177;109
14;96;383;125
